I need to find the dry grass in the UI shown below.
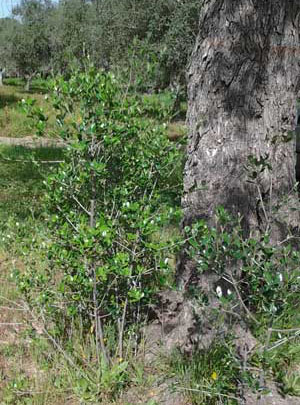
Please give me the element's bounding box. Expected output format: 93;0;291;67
0;143;79;404
167;121;187;142
0;253;80;405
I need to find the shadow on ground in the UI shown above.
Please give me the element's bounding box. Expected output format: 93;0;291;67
0;93;22;109
0;145;65;221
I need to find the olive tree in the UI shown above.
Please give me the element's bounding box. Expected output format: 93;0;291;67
173;0;300;353
11;0;52;89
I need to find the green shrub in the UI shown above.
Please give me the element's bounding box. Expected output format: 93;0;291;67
182;207;300;400
16;68;183;382
185;207;300;324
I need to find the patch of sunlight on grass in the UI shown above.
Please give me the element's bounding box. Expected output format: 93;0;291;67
0;83;57;138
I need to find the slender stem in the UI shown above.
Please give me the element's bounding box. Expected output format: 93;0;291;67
96;310;109;364
269;328;300;333
73;195;91;216
24;303;93;383
92;270;101;364
56;205;78;232
89;161;110;365
267;330;300;352
90;199;95;228
118;298;128;359
256;183;270;232
228;273;259;325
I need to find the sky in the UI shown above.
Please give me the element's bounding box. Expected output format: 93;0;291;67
0;0;20;18
0;0;58;18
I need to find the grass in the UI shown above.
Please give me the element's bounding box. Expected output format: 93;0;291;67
0;145;65;225
0;145;75;404
0;145;103;404
3;78;49;94
169;342;242;405
0;83;187;143
0;248;83;404
0;80;56;139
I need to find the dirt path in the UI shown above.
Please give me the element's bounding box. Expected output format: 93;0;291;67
0;136;65;148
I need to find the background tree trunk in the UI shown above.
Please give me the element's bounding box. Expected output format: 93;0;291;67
184;0;300;237
0;68;4;86
25;76;32;92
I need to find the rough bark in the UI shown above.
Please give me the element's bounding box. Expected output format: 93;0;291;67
149;0;300;361
184;0;300;237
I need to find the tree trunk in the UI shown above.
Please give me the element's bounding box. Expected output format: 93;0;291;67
0;69;4;86
158;0;300;356
25;72;35;92
184;0;300;237
25;77;31;92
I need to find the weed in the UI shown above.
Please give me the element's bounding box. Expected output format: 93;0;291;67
170;341;241;404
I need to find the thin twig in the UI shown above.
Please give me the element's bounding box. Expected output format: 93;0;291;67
72;195;91;216
14;389;72;396
0;295;25;308
118;297;128;359
276;236;300;246
24;303;94;383
267;330;300;352
269;174;273;218
56;205;78;232
96;310;110;364
0;322;23;325
256;183;270;232
0;158;64;164
114;240;136;255
176;386;240;401
227;273;259;325
269;327;300;333
89;172;110;366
